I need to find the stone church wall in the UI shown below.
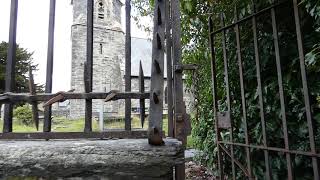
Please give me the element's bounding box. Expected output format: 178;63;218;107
69;0;194;119
70;0;125;119
70;25;125;119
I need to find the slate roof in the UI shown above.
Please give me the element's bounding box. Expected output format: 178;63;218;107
131;37;167;78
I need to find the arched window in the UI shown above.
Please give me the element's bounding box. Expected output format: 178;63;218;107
98;0;104;19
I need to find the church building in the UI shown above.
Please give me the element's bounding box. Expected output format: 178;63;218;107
69;0;192;119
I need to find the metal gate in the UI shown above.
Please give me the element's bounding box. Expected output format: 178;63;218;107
209;0;319;179
0;0;190;143
0;0;190;179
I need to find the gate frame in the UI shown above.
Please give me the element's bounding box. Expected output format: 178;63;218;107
209;0;319;179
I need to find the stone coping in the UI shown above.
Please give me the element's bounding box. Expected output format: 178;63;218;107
0;138;184;179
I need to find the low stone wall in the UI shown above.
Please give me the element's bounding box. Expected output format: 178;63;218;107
0;138;184;180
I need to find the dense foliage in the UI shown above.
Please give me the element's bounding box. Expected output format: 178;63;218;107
133;0;319;179
13;105;33;126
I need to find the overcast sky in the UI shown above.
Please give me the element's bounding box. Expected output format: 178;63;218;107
0;0;149;93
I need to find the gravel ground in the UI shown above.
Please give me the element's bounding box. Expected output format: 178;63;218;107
185;161;215;180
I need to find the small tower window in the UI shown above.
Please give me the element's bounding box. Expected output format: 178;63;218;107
99;43;103;54
98;0;105;19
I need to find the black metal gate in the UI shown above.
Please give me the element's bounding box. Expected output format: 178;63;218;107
209;0;319;179
0;0;190;146
0;0;189;179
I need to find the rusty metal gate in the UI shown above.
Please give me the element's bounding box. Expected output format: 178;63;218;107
209;0;319;179
0;0;190;141
0;1;191;178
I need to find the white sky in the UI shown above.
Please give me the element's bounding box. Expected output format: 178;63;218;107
0;0;149;93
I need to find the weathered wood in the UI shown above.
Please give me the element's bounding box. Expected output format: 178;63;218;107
0;92;150;103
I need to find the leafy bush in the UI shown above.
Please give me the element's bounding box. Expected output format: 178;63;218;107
13;105;33;126
133;0;320;179
181;0;320;179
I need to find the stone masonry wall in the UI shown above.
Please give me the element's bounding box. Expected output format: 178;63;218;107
70;25;125;119
69;0;194;119
70;0;125;119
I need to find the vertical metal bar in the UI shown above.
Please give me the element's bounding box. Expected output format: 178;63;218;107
220;13;235;180
251;3;271;179
139;61;145;128
99;87;105;132
209;17;224;180
149;0;165;134
165;0;174;138
99;103;104;132
292;0;319;179
271;5;293;179
3;0;18;133
234;8;253;179
172;0;185;145
0;104;2;120
125;0;132;131
44;0;56;132
84;0;93;132
171;0;185;179
194;70;199;123
28;66;39;131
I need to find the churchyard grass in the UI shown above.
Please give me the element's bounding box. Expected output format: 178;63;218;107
0;116;167;133
0;116;194;148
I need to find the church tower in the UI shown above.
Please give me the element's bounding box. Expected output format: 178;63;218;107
70;0;125;118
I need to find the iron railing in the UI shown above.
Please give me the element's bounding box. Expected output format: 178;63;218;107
209;0;319;179
0;0;151;140
0;0;190;144
0;1;192;179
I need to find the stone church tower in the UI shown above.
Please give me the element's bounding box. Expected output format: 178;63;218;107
70;0;125;118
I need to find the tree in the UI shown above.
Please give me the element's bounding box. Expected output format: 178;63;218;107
0;41;38;93
133;0;320;179
0;41;43;118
